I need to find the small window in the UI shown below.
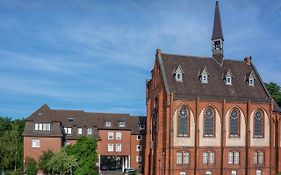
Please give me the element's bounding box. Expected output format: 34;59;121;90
177;152;183;164
183;152;189;164
116;132;122;140
203;152;208;164
105;121;112;127
228;151;233;164
256;170;262;175
226;77;232;85
119;121;126;127
136;145;142;152
254;151;264;165
136;156;142;163
87;128;93;135
249;78;254;86
180;172;186;175
64;127;72;135
140;124;145;130
116;143;122;152
68;118;74;123
108;132;114;140
202;75;208;83
136;135;142;140
78;128;82;135
231;170;237;175
209;152;215;164
32;139;40;148
108;144;114;152
205;171;212;175
234;152;240;164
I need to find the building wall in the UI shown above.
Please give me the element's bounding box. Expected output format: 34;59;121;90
144;62;280;175
24;137;62;163
130;134;146;170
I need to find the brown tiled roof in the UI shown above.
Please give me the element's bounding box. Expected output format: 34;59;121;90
159;53;271;102
23;104;146;139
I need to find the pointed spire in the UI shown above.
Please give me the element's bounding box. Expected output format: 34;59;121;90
212;0;224;41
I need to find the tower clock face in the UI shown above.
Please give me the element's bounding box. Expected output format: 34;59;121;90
179;107;187;118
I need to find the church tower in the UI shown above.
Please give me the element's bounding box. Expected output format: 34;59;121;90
212;0;224;65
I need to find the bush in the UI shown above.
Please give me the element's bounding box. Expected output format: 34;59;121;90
26;158;37;175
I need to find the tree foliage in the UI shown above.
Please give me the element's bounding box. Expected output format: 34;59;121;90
38;150;54;174
0;117;24;172
46;150;77;175
265;82;281;107
26;158;38;175
65;136;98;175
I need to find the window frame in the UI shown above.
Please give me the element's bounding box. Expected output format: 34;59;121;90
119;121;126;127
108;132;114;140
116;143;122;152
253;109;264;138
177;106;190;137
136;135;142;140
77;128;83;135
136;145;142;152
32;139;40;148
105;121;112;127
229;108;240;138
107;144;114;152
87;128;93;135
226;76;232;85
116;132;122;140
203;107;216;138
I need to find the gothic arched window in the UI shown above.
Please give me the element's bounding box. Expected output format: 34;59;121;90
230;108;239;137
254;109;263;138
178;106;189;137
204;107;215;137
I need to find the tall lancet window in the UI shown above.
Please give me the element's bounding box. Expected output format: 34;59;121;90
204;107;215;137
254;109;264;138
178;106;189;137
230;108;239;137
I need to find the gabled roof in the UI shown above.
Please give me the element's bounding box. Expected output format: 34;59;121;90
212;1;224;40
158;53;271;102
23;104;146;138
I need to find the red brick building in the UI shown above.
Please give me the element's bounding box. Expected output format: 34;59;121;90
23;104;146;172
144;1;281;175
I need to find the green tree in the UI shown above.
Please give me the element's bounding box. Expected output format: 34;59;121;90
46;150;77;175
38;150;54;174
265;82;281;107
66;136;98;175
26;158;38;175
0;117;24;173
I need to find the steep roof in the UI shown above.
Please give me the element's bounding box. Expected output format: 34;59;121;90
158;53;271;102
23;104;146;138
212;1;224;40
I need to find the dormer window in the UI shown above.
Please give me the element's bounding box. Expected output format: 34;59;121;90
139;124;145;130
119;121;126;127
105;121;112;127
68;118;75;123
199;67;209;84
202;75;208;83
247;71;255;87
173;65;184;82
224;69;233;86
249;78;254;86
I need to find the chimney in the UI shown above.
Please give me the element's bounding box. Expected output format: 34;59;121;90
244;56;252;65
156;48;161;58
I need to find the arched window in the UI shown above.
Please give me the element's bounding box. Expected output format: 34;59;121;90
254;109;263;138
230;108;239;137
178;106;189;137
204;107;214;137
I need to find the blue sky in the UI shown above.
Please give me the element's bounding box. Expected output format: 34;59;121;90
0;0;281;118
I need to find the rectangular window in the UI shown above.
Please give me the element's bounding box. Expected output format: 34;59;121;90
228;152;233;164
119;122;126;127
234;152;239;164
183;152;189;164
256;170;262;175
64;127;72;135
177;152;182;164
116;143;121;152
105;121;112;127
136;156;142;163
108;144;114;152
203;152;208;164
209;152;215;164
108;132;114;140
34;123;51;131
231;170;237;175
136;145;142;152
78;128;82;135
116;132;122;140
87;128;93;135
137;135;142;140
32;139;40;148
254;152;258;165
259;152;264;165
